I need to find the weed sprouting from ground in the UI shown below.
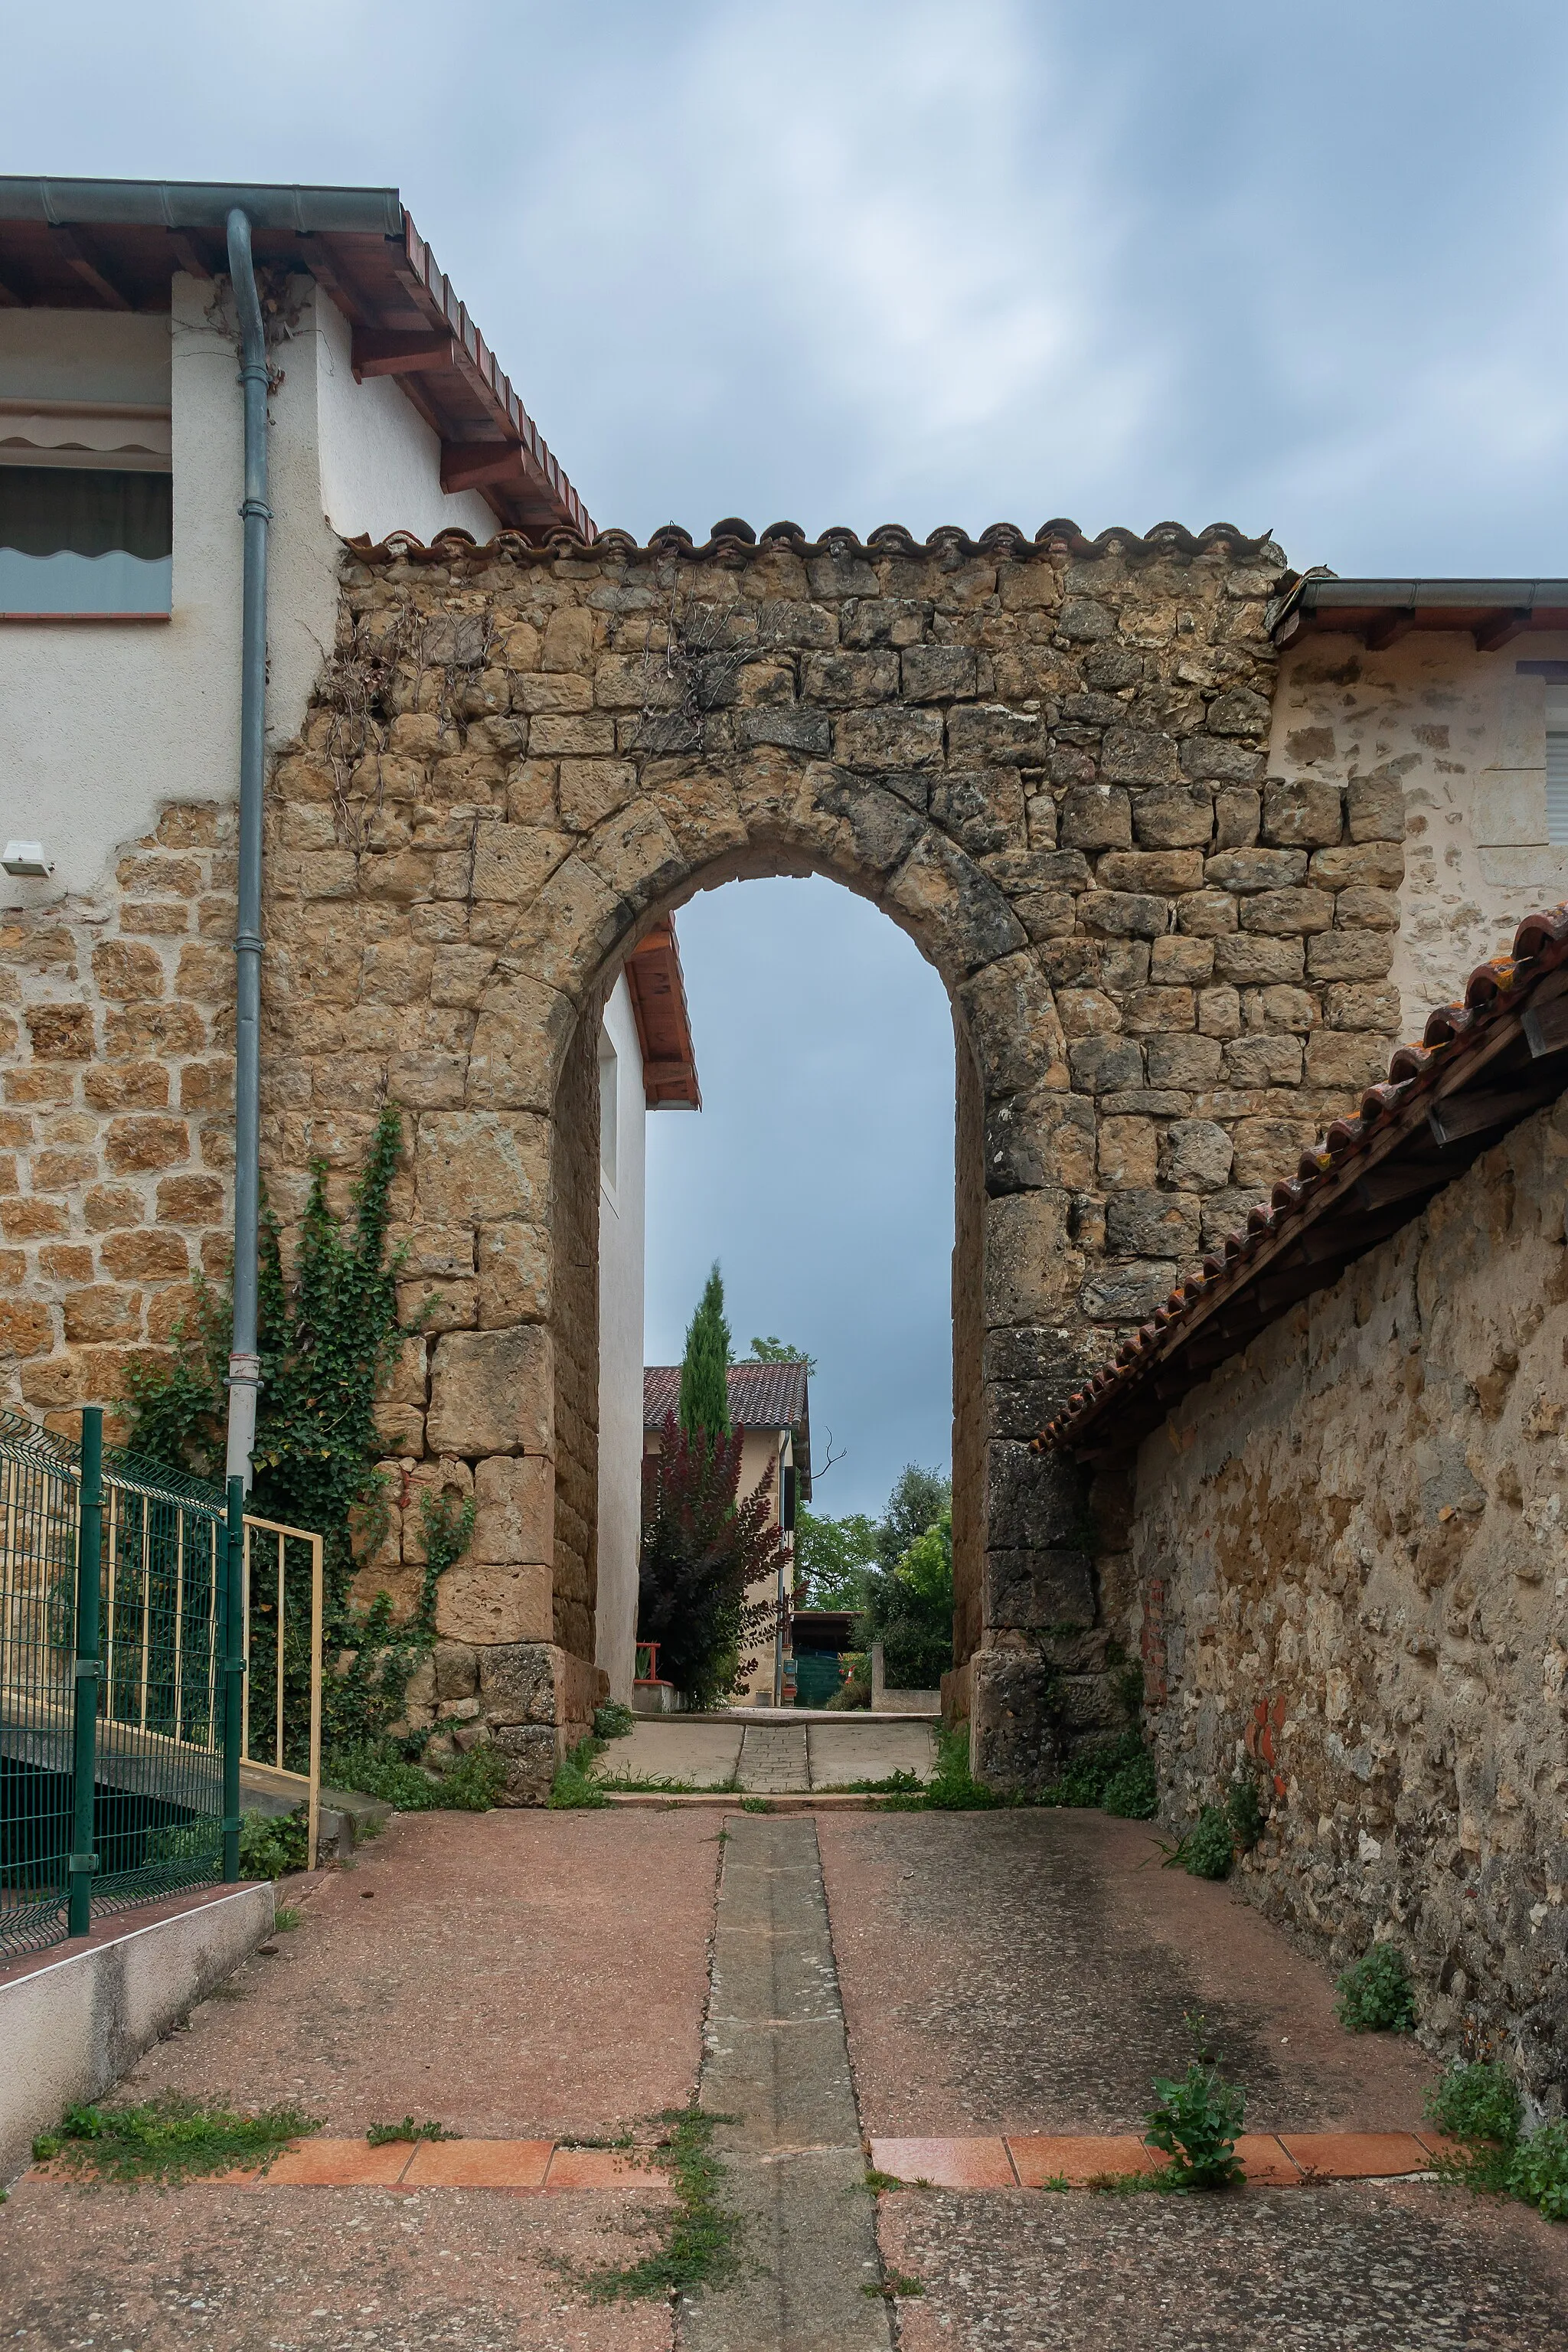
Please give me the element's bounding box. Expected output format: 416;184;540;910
366;2117;456;2145
550;1736;609;1808
237;1809;310;1880
1420;2060;1568;2219
1144;2014;1246;2189
32;2096;318;2184
1335;1942;1416;2034
740;1795;770;1814
272;1904;302;1932
864;2271;925;2299
327;1737;507;1812
580;2105;743;2303
1426;2060;1523;2151
1509;2123;1568;2223
1160;1804;1235;1881
593;1702;636;1740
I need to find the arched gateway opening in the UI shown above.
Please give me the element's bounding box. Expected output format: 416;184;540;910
278;514;1316;1801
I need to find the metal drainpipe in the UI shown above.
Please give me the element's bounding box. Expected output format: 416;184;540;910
224;207;270;1491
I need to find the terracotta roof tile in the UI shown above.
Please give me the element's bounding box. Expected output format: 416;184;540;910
644;1359;809;1434
1040;903;1568;1457
343;518;1280;568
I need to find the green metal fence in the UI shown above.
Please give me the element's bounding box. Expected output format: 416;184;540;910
0;1405;234;1960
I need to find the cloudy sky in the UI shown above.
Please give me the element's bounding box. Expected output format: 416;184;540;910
8;1;1566;1513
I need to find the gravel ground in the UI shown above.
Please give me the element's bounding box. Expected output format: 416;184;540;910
818;1810;1435;2135
877;2180;1568;2349
0;2180;675;2352
113;1807;720;2138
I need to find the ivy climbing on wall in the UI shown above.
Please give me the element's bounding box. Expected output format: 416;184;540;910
126;1102;441;1756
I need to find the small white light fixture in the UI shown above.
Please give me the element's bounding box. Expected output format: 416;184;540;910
2;842;53;877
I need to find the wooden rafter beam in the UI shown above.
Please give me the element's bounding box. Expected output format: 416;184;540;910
1474;608;1534;652
51;224;132;310
352;328;459;381
1364;609;1414;651
166;229;214;280
440;439;525;495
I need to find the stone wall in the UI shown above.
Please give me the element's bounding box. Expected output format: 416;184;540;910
0;517;1426;1795
0;802;237;1441
1102;1104;1568;2101
1269;633;1568;1036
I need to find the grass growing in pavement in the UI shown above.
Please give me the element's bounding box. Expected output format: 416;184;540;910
366;2116;457;2145
580;2105;743;2304
550;1736;609;1808
272;1904;302;1932
32;2096;319;2184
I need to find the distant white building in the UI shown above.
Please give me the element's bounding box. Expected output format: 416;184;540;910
596;920;700;1704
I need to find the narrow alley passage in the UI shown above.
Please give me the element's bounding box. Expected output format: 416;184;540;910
2;1804;1565;2350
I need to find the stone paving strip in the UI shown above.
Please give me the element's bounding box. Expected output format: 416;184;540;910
683;1811;892;2351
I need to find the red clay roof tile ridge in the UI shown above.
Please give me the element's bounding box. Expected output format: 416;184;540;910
341;518;1285;567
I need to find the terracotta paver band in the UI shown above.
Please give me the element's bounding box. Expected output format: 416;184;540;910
1232;2134;1306;2185
265;2139;413;2186
1004;2135;1161;2187
401;2138;554;2187
874;2132;1438;2189
871;2137;1019;2190
1279;2132;1433;2179
544;2147;656;2188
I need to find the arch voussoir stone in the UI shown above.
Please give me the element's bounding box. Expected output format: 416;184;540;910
233;518;1410;1798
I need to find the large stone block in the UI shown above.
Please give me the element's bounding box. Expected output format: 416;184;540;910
488;1723;557;1805
1105;1188;1201;1258
1130;781;1211;843
426;1325;554;1458
884;828;1027;978
472;1452;554;1565
434;1563;552;1645
984;1547;1096;1631
414;1110;550;1227
985;1188;1076;1325
971;1648;1068;1790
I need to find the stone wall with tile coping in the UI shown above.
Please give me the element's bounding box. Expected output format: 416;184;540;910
0;521;1423;1795
1099;1103;1568;2101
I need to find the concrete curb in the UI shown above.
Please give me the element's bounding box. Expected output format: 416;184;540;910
601;1791;922;1809
1;1880;275;2187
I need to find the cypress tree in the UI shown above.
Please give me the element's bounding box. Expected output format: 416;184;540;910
678;1262;733;1441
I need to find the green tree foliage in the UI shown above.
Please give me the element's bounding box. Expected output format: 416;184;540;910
792;1504;880;1608
748;1334;818;1374
875;1464;952;1573
639;1413;788;1707
125;1104;433;1756
678;1263;733;1444
862;1504;954;1690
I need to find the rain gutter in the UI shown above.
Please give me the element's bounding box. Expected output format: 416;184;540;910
223;207;269;1491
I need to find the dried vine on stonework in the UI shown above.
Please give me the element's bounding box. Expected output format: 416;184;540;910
309;600;523;852
635;594;757;755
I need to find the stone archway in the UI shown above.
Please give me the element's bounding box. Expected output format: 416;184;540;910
253;514;1388;1797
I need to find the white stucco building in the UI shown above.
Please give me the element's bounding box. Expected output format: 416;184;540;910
0;178;589;910
596;921;701;1704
